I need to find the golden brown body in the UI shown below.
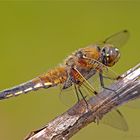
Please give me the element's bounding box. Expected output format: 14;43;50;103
33;66;68;88
0;30;129;100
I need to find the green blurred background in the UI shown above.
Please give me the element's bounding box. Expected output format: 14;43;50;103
0;1;139;140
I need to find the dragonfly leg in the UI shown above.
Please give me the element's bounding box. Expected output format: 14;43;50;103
77;86;89;108
99;72;118;95
62;73;72;89
102;75;122;81
74;84;80;102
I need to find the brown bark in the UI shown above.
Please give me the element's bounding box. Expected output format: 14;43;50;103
25;63;140;140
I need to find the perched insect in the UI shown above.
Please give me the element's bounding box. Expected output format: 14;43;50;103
0;30;130;131
0;30;129;101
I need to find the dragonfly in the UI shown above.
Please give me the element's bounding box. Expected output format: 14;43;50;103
0;30;130;131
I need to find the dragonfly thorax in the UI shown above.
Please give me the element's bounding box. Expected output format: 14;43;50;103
64;46;100;67
101;44;120;67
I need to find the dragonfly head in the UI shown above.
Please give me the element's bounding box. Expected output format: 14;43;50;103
101;44;120;67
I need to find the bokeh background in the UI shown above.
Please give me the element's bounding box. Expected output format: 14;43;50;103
0;1;139;140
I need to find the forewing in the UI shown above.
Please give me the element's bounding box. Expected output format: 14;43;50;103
100;109;128;131
59;64;119;107
103;30;129;48
86;58;140;109
59;85;78;107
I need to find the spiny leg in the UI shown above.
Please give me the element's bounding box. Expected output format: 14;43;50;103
99;72;118;95
101;75;122;81
77;86;89;107
74;84;80;102
72;67;98;96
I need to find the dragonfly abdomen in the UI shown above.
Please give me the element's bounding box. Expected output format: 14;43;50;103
0;66;68;100
0;81;37;100
36;66;68;88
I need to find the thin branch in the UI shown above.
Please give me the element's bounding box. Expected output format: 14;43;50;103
25;63;140;140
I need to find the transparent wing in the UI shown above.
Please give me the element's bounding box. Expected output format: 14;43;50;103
86;58;140;109
59;63;119;107
60;81;129;131
103;30;130;49
59;84;97;107
59;68;128;131
100;109;128;131
59;85;78;107
59;68;98;107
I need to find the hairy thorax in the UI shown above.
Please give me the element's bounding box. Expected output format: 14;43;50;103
64;45;101;79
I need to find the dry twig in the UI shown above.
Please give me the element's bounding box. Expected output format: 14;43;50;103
25;63;140;140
